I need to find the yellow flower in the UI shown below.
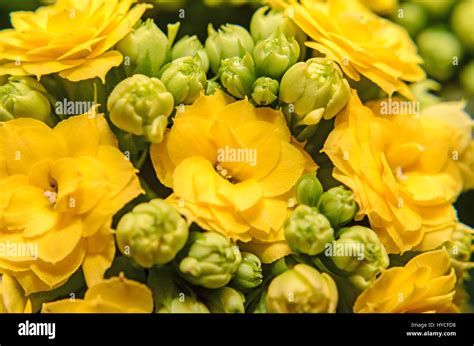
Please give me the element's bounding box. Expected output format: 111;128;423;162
0;0;150;82
360;0;398;15
150;91;317;263
42;275;153;313
268;0;425;99
0;274;32;313
0;112;142;295
323;91;462;253
419;101;474;192
354;249;458;313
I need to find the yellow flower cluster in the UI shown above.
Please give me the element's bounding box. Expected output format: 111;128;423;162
151;91;317;263
0;114;142;295
0;0;150;82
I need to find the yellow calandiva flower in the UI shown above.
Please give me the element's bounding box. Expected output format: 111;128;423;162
268;0;425;99
419;101;474;192
354;249;458;313
42;275;153;313
0;0;151;82
150;91;317;263
323;91;462;254
0;113;143;295
0;274;32;313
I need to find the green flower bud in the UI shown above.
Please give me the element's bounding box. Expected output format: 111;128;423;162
178;231;242;289
460;61;474;95
116;199;189;268
250;6;307;59
417;27;464;81
266;264;338;313
107;74;174;144
328;226;389;289
230;252;263;290
251;77;279;106
411;0;456;19
159;56;207;105
201;287;245;313
317;186;357;228
0;76;54;126
205;23;254;74
280;58;350;140
295;173;323;207
410;80;441;109
218;53;257;99
443;223;473;262
452;1;474;52
117;19;180;78
284;205;334;256
158;296;210;313
171;35;210;72
253;30;299;80
206;79;222;96
390;2;427;37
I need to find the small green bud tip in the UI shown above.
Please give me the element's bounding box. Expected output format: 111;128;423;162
452;1;474;51
443;223;473;262
251;77;279;106
230;252;263;289
159;55;207;105
116;19;170;77
280;58;350;120
284;205;334;256
116;199;189;268
317;185;358;228
0;76;53;125
159;296;210;313
329;226;389;290
178;231;242;289
218;53;257;99
205;23;255;74
266;264;338;313
253;30;300;80
107;74;174;144
203;287;245;313
250;6;307;59
171;35;210;72
295;173;323;207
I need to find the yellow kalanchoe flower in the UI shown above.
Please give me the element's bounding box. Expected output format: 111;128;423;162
268;0;425;99
42;275;153;313
150;91;317;263
324;91;463;253
0;0;150;82
354;249;458;313
0;112;143;295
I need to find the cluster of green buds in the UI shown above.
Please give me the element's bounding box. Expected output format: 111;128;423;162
328;226;389;290
295;173;324;207
251;77;279;106
0;76;55;126
115;199;189;268
171;35;210;72
250;6;307;60
317;186;358;229
158;296;210;313
280;58;350;141
117;19;180;78
284;205;334;256
218;53;256;99
200;287;245;313
253;30;300;80
443;223;473;262
178;231;242;289
230;252;263;290
205;24;255;74
107;74;174;144
159;55;207;105
266;264;338;313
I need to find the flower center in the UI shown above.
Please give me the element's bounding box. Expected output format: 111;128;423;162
394;166;408;181
215;164;237;184
43;190;58;205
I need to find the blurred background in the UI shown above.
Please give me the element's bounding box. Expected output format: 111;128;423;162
0;0;473;304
